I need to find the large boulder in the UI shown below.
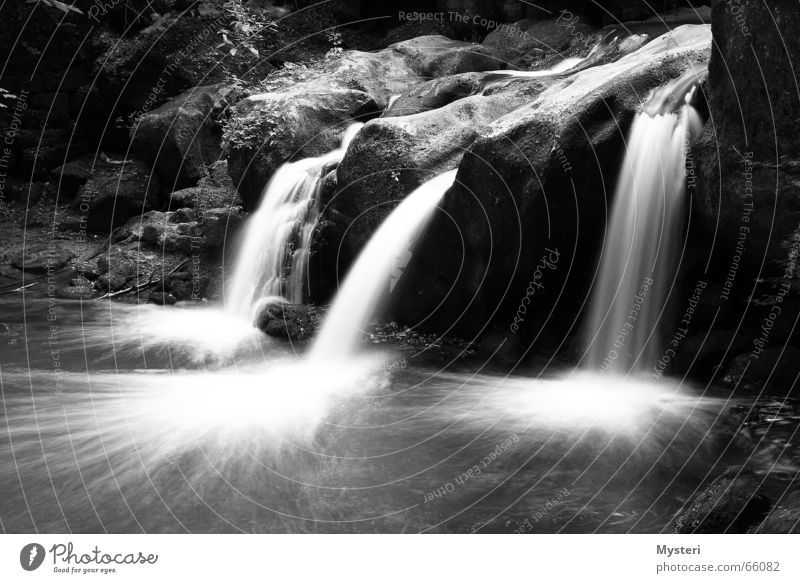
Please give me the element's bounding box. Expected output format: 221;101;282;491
330;73;554;255
483;17;596;63
255;301;322;342
397;25;711;333
131;84;239;190
225;36;505;209
70;160;159;233
692;0;800;297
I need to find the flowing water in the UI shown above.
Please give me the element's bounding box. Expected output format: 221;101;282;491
2;66;797;535
310;170;457;361
4;298;798;534
584;66;706;375
225;123;363;319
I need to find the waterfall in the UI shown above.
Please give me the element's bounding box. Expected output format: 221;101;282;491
225;123;363;320
584;66;706;375
310;170;457;361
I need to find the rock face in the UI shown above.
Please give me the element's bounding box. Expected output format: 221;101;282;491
673;466;771;533
692;0;800;294
483;17;595;63
331;77;552;255
255;301;322;342
70;160;159;233
131;84;239;189
225;36;505;209
398;25;710;333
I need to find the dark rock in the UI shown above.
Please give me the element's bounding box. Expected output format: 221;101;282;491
226;37;505;209
722;347;800;395
10;246;75;274
148;292;178;305
483;17;595;63
389;35;505;78
692;0;800;293
673;466;771;533
51;158;94;199
131;84;239;189
200;207;246;250
170;208;198;223
255;301;322;342
350;25;709;332
72;261;100;281
754;490;800;534
70;160;159;233
96;249;145;292
672;330;749;380
332;74;551;255
169;184;241;211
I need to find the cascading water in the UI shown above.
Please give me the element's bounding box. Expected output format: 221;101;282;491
481;56;585;93
584;65;706;375
310;170;458;361
225;123;363;320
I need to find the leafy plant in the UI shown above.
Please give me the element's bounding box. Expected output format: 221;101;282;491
217;0;277;57
325;29;343;61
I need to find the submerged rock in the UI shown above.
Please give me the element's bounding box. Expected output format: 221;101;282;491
672;466;771;533
755;490;800;534
255;301;322;342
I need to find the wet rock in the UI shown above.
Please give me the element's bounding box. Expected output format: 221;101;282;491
483;17;595;63
673;466;771;533
70;160;159;233
389;35;504;78
412;25;710;333
227;37;504;209
385;72;490;117
754;490;800;534
169;184;241;211
163;272;195;301
170;208;198;223
200;207;246;250
131;84;239;189
672;330;749;380
148;292;177;305
330;71;552;260
255;301;322;342
723;347;800;395
96;249;145;292
10;246;75;274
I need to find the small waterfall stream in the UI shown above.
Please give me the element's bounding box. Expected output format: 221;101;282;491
310;170;457;361
584;66;706;375
225;123;363;320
